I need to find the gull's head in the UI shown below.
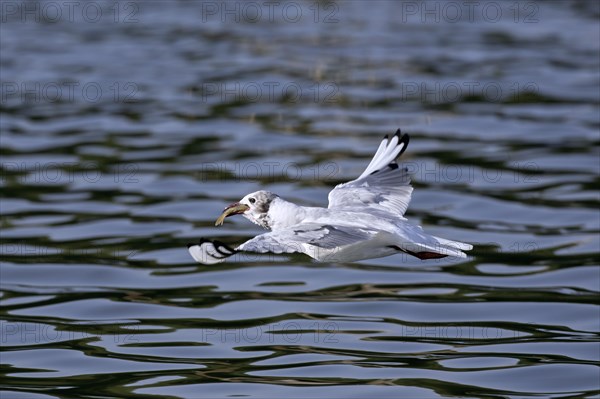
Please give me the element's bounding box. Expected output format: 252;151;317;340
215;190;278;227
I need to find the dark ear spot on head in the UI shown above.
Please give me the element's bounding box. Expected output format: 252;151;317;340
257;199;270;213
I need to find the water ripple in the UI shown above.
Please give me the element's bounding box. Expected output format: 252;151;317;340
2;1;599;398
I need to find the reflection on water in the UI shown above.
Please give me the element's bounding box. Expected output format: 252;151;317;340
1;1;599;398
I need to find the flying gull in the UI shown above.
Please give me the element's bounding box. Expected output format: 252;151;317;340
188;129;472;264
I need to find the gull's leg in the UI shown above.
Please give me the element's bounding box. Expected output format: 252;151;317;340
387;245;449;260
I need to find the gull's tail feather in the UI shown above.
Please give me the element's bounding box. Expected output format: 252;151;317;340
392;237;471;260
358;129;409;180
431;235;473;251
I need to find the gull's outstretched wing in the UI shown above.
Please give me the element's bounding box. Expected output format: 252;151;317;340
188;224;377;264
328;129;412;217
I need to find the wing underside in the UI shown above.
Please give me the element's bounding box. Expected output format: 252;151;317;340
188;224;378;264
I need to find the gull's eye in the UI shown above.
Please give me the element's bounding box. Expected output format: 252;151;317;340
248;197;256;204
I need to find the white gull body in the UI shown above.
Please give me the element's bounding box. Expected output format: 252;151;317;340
188;130;472;264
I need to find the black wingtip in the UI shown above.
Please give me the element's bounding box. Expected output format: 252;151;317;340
397;130;410;157
400;132;409;145
213;239;236;253
392;129;409;143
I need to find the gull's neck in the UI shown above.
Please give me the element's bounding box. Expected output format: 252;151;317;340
259;197;308;230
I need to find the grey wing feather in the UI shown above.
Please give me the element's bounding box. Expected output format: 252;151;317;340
237;223;376;254
328;130;413;216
